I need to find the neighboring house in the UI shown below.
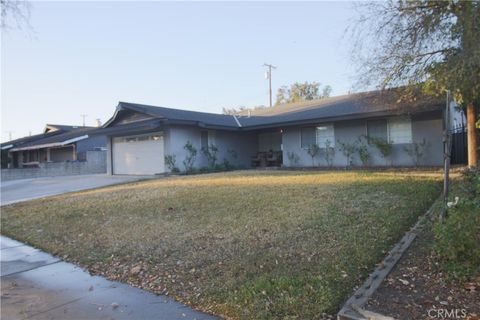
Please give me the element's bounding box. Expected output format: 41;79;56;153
1;124;107;169
102;89;463;175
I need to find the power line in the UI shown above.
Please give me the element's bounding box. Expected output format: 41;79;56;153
263;63;277;107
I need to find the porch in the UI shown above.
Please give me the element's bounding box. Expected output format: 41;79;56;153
251;130;283;167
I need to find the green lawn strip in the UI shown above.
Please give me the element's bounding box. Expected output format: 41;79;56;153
1;171;441;319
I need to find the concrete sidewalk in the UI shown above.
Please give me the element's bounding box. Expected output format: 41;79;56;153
1;236;217;320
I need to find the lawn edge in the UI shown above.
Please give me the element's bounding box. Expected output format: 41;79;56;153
336;194;441;320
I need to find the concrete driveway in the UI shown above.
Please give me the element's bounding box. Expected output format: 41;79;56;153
1;174;148;206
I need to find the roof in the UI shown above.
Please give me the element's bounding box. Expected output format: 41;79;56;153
106;89;444;132
44;124;92;133
9;127;104;151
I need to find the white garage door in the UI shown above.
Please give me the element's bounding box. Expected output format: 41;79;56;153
112;134;165;175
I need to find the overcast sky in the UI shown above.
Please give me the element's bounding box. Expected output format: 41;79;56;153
1;1;358;141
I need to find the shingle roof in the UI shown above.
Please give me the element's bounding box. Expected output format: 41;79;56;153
7;127;105;151
113;89;444;131
116;102;240;129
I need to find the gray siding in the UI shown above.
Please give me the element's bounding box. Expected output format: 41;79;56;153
282;115;443;167
164;125;257;171
76;135;107;153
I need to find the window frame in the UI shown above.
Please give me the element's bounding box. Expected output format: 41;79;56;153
300;123;335;149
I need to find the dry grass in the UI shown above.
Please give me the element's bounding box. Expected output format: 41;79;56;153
1;170;443;319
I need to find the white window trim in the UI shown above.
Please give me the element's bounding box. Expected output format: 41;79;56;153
300;123;335;149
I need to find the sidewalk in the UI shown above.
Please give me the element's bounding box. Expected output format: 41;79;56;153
1;236;218;320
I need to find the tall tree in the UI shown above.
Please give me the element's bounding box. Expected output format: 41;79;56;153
275;82;332;105
350;0;480;167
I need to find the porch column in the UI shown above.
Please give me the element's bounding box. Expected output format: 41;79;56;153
46;148;51;162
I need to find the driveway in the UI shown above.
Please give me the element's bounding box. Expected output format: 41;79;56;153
1;174;148;206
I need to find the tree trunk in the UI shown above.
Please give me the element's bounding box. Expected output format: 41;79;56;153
467;102;478;167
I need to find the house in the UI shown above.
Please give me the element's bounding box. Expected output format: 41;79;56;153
1;124;107;169
102;89;462;175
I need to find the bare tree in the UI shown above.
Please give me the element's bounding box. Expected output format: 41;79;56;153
1;0;32;31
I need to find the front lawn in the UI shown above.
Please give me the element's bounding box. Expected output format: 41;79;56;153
1;170;442;319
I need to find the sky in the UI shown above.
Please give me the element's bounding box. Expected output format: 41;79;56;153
1;1;359;141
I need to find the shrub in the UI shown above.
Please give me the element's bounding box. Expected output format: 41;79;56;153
227;148;238;160
337;140;356;168
323;139;335;167
287;151;300;166
201;144;219;169
306;144;320;167
182;141;198;173
356;136;370;166
404;138;429;166
368;136;393;166
434;169;480;278
164;154;180;173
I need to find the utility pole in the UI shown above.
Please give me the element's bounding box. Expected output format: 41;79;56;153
263;63;277;107
80;114;88;127
5;131;14;141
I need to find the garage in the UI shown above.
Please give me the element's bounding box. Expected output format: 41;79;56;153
112;133;165;175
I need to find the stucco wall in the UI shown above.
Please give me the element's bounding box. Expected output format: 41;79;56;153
282;115;443;167
164;125;258;171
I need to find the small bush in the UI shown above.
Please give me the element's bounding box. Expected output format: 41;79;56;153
356;136;370;166
306;144;321;167
201;144;219;169
434;169;480;278
287;151;300;166
182;141;198;173
164;154;180;173
369;136;393;166
404;138;429;166
337;140;356;168
323;140;335;167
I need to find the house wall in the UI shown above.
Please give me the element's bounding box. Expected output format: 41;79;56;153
50;146;75;162
281;114;443;167
76;135;107;153
164;125;258;171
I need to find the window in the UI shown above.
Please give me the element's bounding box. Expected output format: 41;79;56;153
316;124;335;147
367;120;388;141
301;124;335;148
301;127;316;148
388;117;412;144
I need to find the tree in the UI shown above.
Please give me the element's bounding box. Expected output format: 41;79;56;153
275;82;332;105
350;0;479;166
1;0;32;31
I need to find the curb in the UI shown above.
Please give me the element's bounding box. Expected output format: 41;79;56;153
337;198;439;320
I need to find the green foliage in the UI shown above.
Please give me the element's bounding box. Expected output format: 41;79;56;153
404;138;429;167
275;82;332;105
323;139;335;167
337;140;357;168
434;169;480;279
182;141;197;173
368;137;393;166
287;151;300;166
306;144;321;167
351;1;480;109
201;144;219;169
164;154;180;173
356;136;370;166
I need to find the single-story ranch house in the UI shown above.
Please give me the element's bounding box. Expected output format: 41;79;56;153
102;89;463;175
1;124;107;168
